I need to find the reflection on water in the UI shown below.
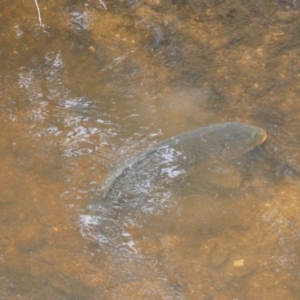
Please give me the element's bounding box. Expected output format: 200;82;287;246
1;0;300;299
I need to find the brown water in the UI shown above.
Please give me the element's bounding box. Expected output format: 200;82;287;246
1;0;300;299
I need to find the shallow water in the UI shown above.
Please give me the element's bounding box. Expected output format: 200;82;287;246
1;0;300;299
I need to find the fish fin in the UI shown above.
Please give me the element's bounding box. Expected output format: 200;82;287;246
189;162;241;189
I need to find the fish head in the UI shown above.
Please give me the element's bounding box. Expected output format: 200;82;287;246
241;124;267;148
218;123;267;160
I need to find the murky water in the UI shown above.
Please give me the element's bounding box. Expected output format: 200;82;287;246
1;0;300;299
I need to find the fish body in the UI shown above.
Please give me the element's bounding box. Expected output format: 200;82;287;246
92;122;266;203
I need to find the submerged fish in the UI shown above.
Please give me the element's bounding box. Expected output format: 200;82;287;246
92;122;267;203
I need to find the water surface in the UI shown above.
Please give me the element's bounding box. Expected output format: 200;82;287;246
1;0;300;299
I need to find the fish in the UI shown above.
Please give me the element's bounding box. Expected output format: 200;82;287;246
92;122;267;203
